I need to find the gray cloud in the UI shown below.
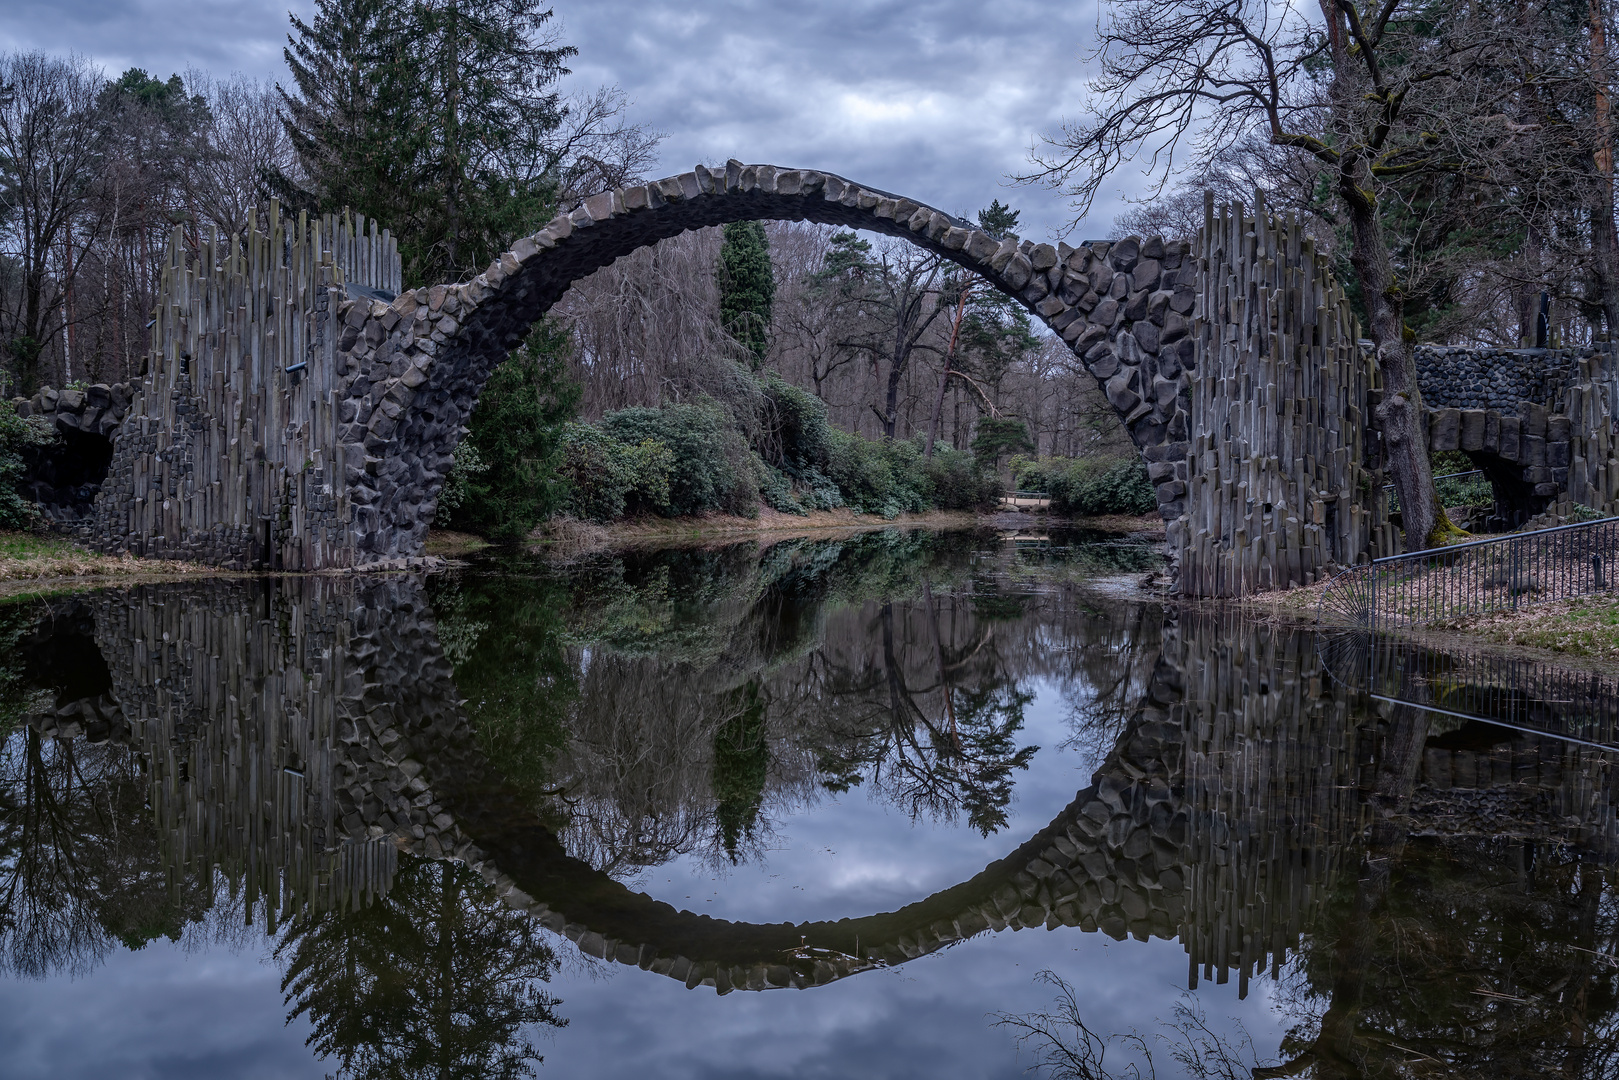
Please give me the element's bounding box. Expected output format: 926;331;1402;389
0;0;1144;240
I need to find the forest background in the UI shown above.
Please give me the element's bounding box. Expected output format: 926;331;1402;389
5;0;1619;540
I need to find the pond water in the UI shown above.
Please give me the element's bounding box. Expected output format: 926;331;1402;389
2;527;1617;1079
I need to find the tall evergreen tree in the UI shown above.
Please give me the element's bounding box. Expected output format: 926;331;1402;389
717;220;775;369
279;0;420;234
280;0;575;286
448;320;579;541
711;681;769;863
278;856;566;1079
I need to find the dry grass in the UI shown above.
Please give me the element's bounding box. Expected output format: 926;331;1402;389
1067;512;1166;539
423;530;492;557
1446;596;1619;662
0;531;218;598
528;508;983;556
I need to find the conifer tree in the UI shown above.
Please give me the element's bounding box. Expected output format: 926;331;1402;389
279;0;419;234
280;0;575;286
717;220;775;369
448;320;579;541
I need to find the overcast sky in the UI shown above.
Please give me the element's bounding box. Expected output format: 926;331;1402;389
0;0;1148;241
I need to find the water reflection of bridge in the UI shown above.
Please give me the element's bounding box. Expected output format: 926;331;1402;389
20;577;1619;997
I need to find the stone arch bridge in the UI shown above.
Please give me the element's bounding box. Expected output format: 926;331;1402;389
25;578;1619;995
22;165;1619;593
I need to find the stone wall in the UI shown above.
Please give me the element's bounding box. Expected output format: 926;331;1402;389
1415;344;1613;414
82;210;401;569
12;382;133;530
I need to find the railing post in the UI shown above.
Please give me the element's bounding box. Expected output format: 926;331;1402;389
1502;540;1515;615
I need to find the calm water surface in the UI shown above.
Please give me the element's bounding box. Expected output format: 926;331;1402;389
1;528;1615;1078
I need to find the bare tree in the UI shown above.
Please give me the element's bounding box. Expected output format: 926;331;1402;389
1023;0;1537;548
815;231;951;440
0;52;107;394
186;72;299;236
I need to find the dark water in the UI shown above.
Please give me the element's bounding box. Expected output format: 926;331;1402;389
2;527;1617;1079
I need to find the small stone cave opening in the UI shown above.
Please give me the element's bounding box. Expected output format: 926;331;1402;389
24;426;115;528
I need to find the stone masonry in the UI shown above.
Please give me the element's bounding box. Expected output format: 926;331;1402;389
46;164;1619;591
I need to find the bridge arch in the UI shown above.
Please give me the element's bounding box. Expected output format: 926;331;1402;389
336;161;1194;558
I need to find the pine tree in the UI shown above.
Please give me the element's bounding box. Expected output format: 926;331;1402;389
717;220;775;369
449;319;579;541
711;681;769;863
279;0;420;232
277;856;566;1079
280;0;575;286
976;199;1020;241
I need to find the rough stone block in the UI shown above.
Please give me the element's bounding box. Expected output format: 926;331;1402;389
1109;237;1140;272
1124;289;1150;322
1525;402;1549;437
1460;409;1485;451
1086;349;1120;380
1135;321;1160;354
1430;408;1461;452
1499;416;1521;461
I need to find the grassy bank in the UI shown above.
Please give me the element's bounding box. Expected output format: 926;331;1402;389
0;531;218;598
1443;596;1619;662
526;508;983;556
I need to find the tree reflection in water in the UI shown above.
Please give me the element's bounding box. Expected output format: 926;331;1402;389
436;531;1085;872
10;529;1619;1076
277;855;566;1080
0;603;217;977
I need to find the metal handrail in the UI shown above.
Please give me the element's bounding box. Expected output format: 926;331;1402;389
1320;514;1619;629
1377;514;1619;562
1316;627;1619;751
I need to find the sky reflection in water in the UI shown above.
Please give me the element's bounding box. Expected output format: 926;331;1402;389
0;527;1614;1078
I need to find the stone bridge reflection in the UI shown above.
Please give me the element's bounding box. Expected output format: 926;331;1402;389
20;574;1619;996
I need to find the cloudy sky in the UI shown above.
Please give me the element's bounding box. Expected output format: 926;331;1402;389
0;0;1147;241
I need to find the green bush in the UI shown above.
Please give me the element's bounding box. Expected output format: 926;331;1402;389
924;445;1001;510
1034;455;1157;516
0;401;56;529
557;423;673;523
549;372;999;523
601;401;756;517
759;374;832;472
1009;454;1050;492
825;430;922;517
748;375;848;512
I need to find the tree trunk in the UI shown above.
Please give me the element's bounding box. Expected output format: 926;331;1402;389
882;339;907;440
925;366;950;461
1348;196;1443;550
1311;0;1449;550
1589;0;1619;337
